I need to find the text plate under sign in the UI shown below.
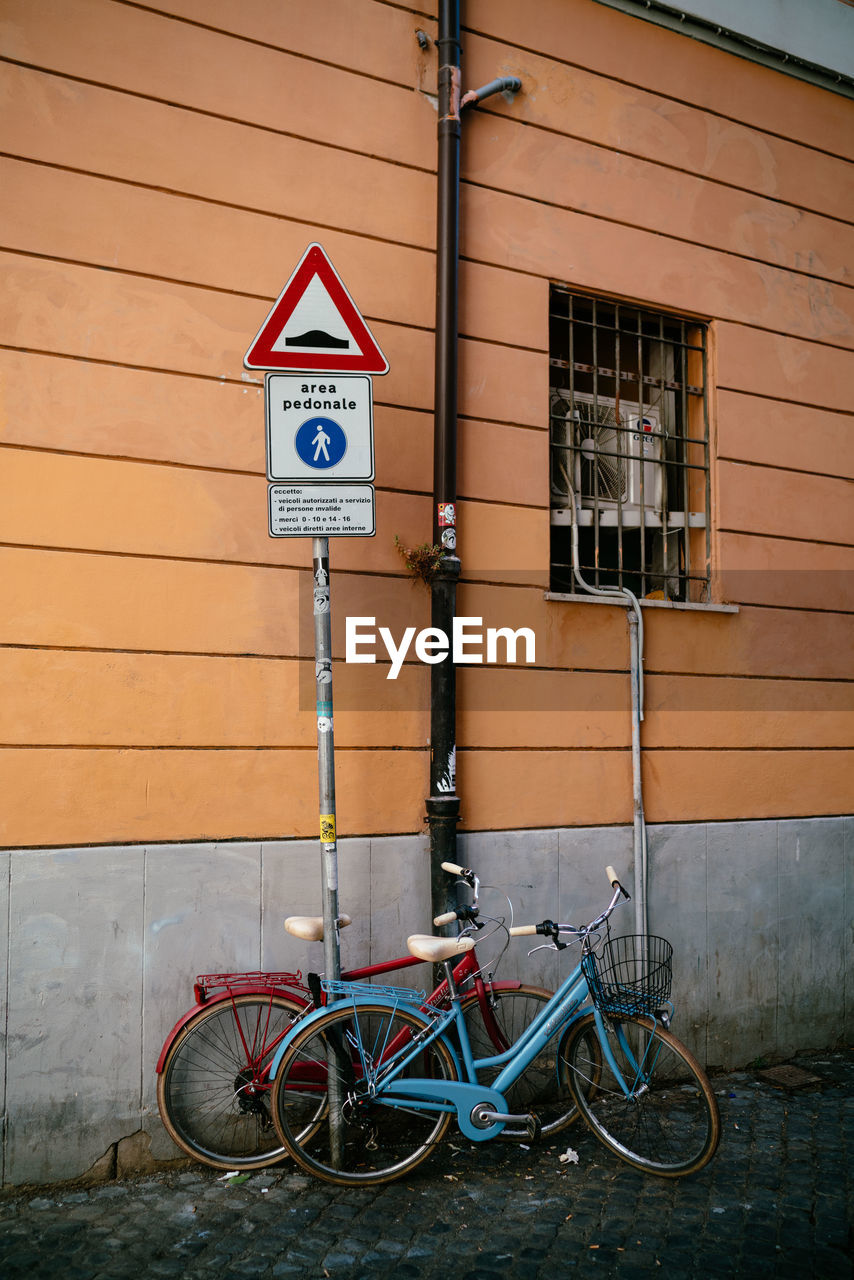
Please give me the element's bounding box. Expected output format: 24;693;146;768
268;484;376;538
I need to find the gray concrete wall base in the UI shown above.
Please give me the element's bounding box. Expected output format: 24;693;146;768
0;817;850;1186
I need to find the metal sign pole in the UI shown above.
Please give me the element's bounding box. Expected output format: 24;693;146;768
312;536;343;1165
247;241;388;1173
312;537;341;981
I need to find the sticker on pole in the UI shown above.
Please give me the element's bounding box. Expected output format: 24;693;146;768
244;243;389;374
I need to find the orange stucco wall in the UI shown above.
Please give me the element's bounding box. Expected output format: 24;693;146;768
1;0;851;847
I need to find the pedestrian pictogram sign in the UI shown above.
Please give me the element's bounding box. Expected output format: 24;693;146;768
244;243;389;374
295;417;348;470
265;373;374;481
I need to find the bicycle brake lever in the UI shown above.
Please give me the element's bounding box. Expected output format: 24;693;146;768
540;920;568;951
526;942;559;957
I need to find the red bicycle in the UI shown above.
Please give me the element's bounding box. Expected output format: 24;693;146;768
156;863;576;1169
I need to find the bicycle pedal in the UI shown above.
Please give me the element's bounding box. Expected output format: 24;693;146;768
471;1104;542;1137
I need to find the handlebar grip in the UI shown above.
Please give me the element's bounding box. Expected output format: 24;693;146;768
433;911;458;927
605;865;631;900
441;861;466;876
509;925;538;937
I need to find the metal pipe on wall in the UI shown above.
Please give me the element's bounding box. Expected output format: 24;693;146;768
426;5;522;928
568;505;649;942
426;0;463;929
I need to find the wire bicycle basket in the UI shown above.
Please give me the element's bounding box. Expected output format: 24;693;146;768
582;934;673;1018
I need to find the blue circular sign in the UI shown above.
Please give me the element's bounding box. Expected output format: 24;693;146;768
294;416;347;470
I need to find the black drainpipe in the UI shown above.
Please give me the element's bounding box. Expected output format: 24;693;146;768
426;1;521;927
426;0;462;928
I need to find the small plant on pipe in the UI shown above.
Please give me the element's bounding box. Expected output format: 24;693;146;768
394;535;445;586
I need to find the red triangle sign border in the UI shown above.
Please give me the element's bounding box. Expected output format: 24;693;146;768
244;243;389;375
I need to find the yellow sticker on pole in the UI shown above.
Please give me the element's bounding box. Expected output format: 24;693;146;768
320;814;336;843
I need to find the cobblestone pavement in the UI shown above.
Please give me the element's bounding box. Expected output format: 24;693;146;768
2;1051;851;1280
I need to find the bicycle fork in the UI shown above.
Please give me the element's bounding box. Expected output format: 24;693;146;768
592;1007;663;1099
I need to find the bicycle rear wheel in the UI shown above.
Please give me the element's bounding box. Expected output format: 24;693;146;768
157;993;304;1170
563;1012;720;1176
272;1001;458;1186
460;985;581;1138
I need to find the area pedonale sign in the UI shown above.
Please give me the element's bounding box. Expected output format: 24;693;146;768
244;243;388;538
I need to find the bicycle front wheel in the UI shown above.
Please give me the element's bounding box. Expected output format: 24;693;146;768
272;1002;459;1187
157;993;304;1170
460;985;580;1139
563;1012;720;1176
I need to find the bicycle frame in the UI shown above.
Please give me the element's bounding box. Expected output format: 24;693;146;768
156;941;522;1080
274;951;655;1143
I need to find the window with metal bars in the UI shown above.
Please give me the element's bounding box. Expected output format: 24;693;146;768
549;287;711;603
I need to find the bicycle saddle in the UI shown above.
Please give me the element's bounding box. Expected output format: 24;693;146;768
406;934;475;963
284;914;352;941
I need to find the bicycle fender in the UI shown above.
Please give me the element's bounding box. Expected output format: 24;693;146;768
266;996;461;1080
381;1079;507;1142
155;988;311;1074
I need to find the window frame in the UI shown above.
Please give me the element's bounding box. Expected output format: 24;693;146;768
549;287;713;605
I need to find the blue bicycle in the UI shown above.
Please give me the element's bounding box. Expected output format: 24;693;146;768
269;866;720;1186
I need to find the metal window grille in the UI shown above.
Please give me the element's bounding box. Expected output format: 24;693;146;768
549;287;711;603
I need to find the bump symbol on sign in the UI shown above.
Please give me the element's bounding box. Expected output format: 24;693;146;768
295;417;347;470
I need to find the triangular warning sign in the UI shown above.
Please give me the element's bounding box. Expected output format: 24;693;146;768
244;243;389;374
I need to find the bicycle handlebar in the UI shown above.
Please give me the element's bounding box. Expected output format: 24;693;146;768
433;903;480;927
439;861;483;925
510;867;631;944
441;861;473;880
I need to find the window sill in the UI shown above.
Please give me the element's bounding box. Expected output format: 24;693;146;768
550;508;706;529
544;592;739;614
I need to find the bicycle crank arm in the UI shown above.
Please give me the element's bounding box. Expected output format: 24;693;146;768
471;1104;542;1142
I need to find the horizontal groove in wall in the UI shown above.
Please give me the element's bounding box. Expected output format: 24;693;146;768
0;744;847;754
461;746;852;752
0;58;437;177
461;21;854;164
0;245;435;335
2;544;851;616
461;175;854;283
5;143;853;296
115;0;435;94
715;527;854;551
3;248;852;372
101;3;854;169
716;455;854;484
2;643;851;687
5;812;849;855
0;442;548;512
0;152;435;256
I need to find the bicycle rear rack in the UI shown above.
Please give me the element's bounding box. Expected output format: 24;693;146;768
193;971;306;1003
322;978;427;1004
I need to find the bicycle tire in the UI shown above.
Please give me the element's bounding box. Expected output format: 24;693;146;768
460;985;583;1139
157;992;304;1170
563;1011;720;1176
272;1001;459;1187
